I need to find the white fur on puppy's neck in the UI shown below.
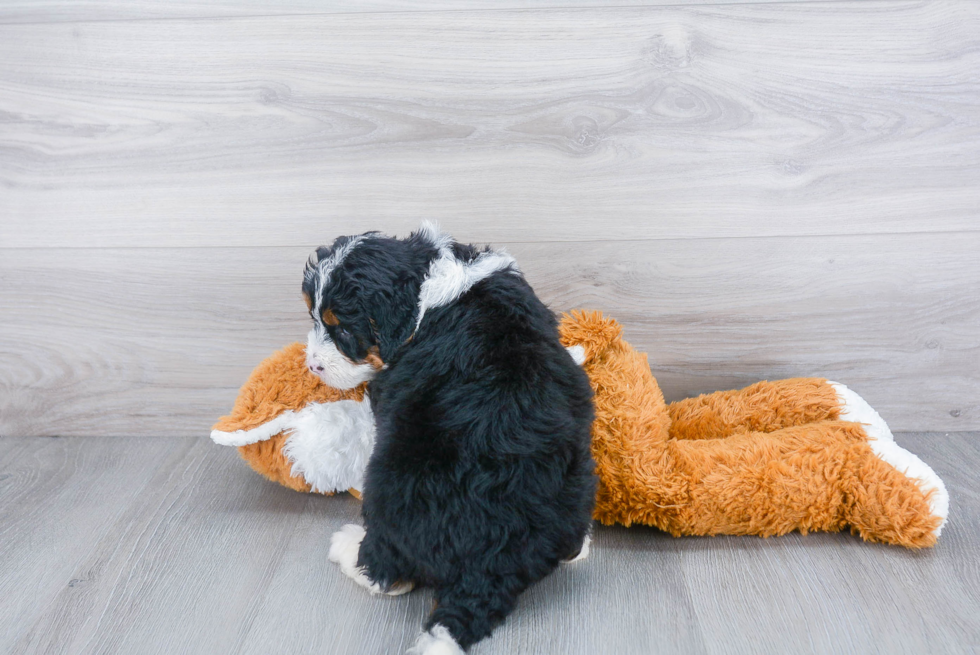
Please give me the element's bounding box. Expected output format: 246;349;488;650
414;221;519;331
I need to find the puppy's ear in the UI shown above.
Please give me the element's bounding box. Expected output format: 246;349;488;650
364;237;440;361
370;279;424;361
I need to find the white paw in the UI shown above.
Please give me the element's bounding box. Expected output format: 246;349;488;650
406;625;464;655
562;533;591;563
830;382;949;538
328;524;414;596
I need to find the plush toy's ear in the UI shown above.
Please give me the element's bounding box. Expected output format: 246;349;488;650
212;342;333;433
558;310;624;365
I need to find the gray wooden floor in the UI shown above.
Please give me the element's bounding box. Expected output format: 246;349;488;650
2;433;977;655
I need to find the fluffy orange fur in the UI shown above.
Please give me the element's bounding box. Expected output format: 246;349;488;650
212;342;366;493
213;314;942;548
558;310;941;548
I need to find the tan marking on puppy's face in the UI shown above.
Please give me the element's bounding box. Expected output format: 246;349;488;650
322;308;340;326
303;292;313;311
364;346;385;370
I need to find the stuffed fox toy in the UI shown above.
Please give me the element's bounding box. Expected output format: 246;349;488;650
212;311;948;548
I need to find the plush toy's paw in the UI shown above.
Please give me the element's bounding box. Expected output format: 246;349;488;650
406;625;464;655
328;524;414;596
561;532;591;563
830;382;949;539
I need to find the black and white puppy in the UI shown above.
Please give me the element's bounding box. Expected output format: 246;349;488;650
303;223;596;654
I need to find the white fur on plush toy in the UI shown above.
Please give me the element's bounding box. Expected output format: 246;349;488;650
830;382;949;537
212;412;299;447
281;399;376;493
210;398;376;494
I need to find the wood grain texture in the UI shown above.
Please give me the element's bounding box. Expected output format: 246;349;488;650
1;1;978;248
0;436;178;647
0;0;860;24
2;231;977;437
1;433;977;654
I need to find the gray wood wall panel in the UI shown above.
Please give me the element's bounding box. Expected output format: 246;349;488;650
2;434;977;654
0;0;881;24
1;1;977;437
2;232;977;437
1;1;978;248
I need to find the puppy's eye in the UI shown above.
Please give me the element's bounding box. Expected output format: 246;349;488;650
336;327;350;339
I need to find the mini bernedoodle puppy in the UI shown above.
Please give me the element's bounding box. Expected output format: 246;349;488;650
302;222;596;653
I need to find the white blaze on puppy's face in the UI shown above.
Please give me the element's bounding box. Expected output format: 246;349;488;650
303;234;380;390
305;327;378;389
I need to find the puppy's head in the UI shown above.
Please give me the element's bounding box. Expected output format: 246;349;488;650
302;229;438;389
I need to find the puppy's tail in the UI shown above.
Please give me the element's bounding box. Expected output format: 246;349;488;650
408;581;522;654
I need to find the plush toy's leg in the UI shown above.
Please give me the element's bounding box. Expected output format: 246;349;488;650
667;378;842;440
668;420;947;547
328;524;414;596
829;383;949;539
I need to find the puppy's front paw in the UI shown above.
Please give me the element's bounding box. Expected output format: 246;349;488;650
328;524;414;596
328;523;365;572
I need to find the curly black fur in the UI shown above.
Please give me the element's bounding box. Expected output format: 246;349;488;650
306;227;596;651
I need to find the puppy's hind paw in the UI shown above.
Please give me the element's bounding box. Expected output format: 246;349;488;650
328;524;414;596
407;625;464;655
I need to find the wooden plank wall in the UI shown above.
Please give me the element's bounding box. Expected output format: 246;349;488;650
1;0;978;436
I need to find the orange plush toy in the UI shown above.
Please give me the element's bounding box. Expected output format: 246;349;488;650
558;311;947;548
211;342;371;498
212;311;948;548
